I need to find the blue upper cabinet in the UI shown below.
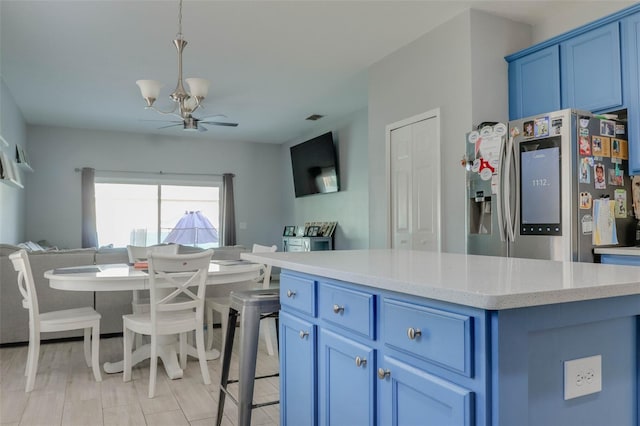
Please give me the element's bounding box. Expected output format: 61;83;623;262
561;22;622;112
508;45;561;120
622;12;640;174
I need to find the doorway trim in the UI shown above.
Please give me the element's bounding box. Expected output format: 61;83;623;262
385;108;442;250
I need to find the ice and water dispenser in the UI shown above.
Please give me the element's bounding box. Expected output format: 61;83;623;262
469;190;492;234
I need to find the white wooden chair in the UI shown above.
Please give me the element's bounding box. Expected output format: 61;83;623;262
127;244;179;348
123;250;213;398
205;244;278;359
9;249;102;392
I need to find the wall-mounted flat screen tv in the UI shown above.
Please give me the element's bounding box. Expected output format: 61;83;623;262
290;132;339;197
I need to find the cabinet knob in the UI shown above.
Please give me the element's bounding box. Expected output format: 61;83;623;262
332;304;344;314
287;290;296;298
355;356;367;367
407;327;422;340
377;368;391;380
299;330;309;339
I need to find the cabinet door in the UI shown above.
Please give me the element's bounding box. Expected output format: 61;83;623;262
623;12;640;174
508;45;561;120
319;329;375;426
378;356;474;426
280;312;316;426
561;22;622;112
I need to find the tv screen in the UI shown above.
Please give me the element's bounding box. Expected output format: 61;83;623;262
290;132;339;197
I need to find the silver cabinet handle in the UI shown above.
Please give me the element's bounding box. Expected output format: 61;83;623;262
287;290;296;298
333;304;344;314
407;327;422;340
355;356;367;367
299;330;309;339
377;368;391;380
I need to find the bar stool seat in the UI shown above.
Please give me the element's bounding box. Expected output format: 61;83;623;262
216;289;280;426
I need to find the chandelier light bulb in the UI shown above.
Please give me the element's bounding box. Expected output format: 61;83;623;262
136;80;163;106
186;78;210;100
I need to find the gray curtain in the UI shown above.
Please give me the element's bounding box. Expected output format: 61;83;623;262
81;167;98;248
222;173;236;246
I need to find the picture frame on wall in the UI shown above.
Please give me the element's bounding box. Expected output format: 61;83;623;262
283;225;296;237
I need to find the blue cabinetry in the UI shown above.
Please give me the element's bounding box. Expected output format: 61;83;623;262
319;329;375;426
623;12;640;174
508;45;560;120
560;22;622;112
279;311;316;426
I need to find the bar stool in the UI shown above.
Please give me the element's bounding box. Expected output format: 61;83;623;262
216;289;280;426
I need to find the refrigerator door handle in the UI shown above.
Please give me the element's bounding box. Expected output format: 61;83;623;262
503;134;514;242
511;134;520;242
496;135;507;242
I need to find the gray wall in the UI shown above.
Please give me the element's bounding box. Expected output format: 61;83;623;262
25;125;283;249
279;108;369;250
367;10;530;253
0;78;27;244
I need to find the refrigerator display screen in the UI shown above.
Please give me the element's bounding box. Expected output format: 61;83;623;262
520;137;562;235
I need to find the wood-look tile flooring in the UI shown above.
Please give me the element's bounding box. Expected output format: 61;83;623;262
0;328;279;426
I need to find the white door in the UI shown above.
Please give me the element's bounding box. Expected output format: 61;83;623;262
388;110;441;251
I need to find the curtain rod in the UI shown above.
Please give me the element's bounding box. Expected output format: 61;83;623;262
74;168;229;177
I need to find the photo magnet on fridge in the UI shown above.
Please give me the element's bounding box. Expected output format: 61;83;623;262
579;136;591;155
594;163;606;189
534;117;549;137
579;192;592;210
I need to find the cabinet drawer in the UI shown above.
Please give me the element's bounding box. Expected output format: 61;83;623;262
280;273;316;317
382;298;473;377
318;282;374;339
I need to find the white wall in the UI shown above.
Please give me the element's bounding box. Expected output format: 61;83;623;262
279;108;369;250
368;10;530;253
531;1;636;44
25;125;283;249
0;78;27;244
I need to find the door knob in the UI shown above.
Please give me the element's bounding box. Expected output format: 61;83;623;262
355;356;367;367
299;330;309;339
333;304;344;314
287;290;296;298
377;368;391;380
407;327;422;340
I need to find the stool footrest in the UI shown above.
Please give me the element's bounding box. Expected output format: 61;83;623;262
224;372;279;386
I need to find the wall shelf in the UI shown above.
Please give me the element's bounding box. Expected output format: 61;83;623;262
15;146;33;172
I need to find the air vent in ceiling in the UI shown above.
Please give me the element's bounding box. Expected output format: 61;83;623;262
305;114;324;121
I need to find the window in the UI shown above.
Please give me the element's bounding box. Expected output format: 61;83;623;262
95;181;220;248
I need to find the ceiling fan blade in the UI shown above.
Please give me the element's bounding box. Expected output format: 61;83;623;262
197;124;208;132
197;114;227;121
157;123;183;129
140;119;182;123
200;121;239;127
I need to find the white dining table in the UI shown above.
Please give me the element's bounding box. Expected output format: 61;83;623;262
45;260;261;379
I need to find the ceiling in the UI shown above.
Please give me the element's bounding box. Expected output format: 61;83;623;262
0;1;634;144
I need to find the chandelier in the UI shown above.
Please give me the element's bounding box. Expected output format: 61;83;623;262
136;0;209;123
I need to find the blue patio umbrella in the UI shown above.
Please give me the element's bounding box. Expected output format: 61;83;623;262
163;211;218;245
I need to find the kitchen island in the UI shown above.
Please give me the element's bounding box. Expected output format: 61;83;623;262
243;249;640;426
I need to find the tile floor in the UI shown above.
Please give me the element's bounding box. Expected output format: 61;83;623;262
0;328;279;426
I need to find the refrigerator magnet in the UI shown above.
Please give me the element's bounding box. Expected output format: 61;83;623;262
480;126;494;138
614;189;627;218
579;118;590;128
579;136;591;155
579;127;589;137
579;192;592;210
615;124;625;135
591;136;611;157
493;123;507;136
581;215;593;235
600;120;615;137
523;121;534;137
468;131;479;144
611;138;628;160
607;168;624;186
594;163;606;189
551;118;563;135
534;117;549;137
579;159;591;183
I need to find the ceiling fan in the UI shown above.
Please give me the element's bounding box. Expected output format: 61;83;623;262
142;114;239;132
135;0;238;132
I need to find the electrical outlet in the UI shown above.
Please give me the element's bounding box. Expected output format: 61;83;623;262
564;355;602;400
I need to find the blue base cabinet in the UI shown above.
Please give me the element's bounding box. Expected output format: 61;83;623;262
279;270;640;426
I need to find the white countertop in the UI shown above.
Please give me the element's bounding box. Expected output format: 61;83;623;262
242;249;640;310
593;246;640;256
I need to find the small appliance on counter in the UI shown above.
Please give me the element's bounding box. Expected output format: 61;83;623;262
466;109;635;262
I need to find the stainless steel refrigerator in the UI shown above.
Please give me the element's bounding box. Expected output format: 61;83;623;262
466;108;635;262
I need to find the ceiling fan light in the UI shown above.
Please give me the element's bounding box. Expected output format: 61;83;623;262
186;78;209;99
136;80;163;106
